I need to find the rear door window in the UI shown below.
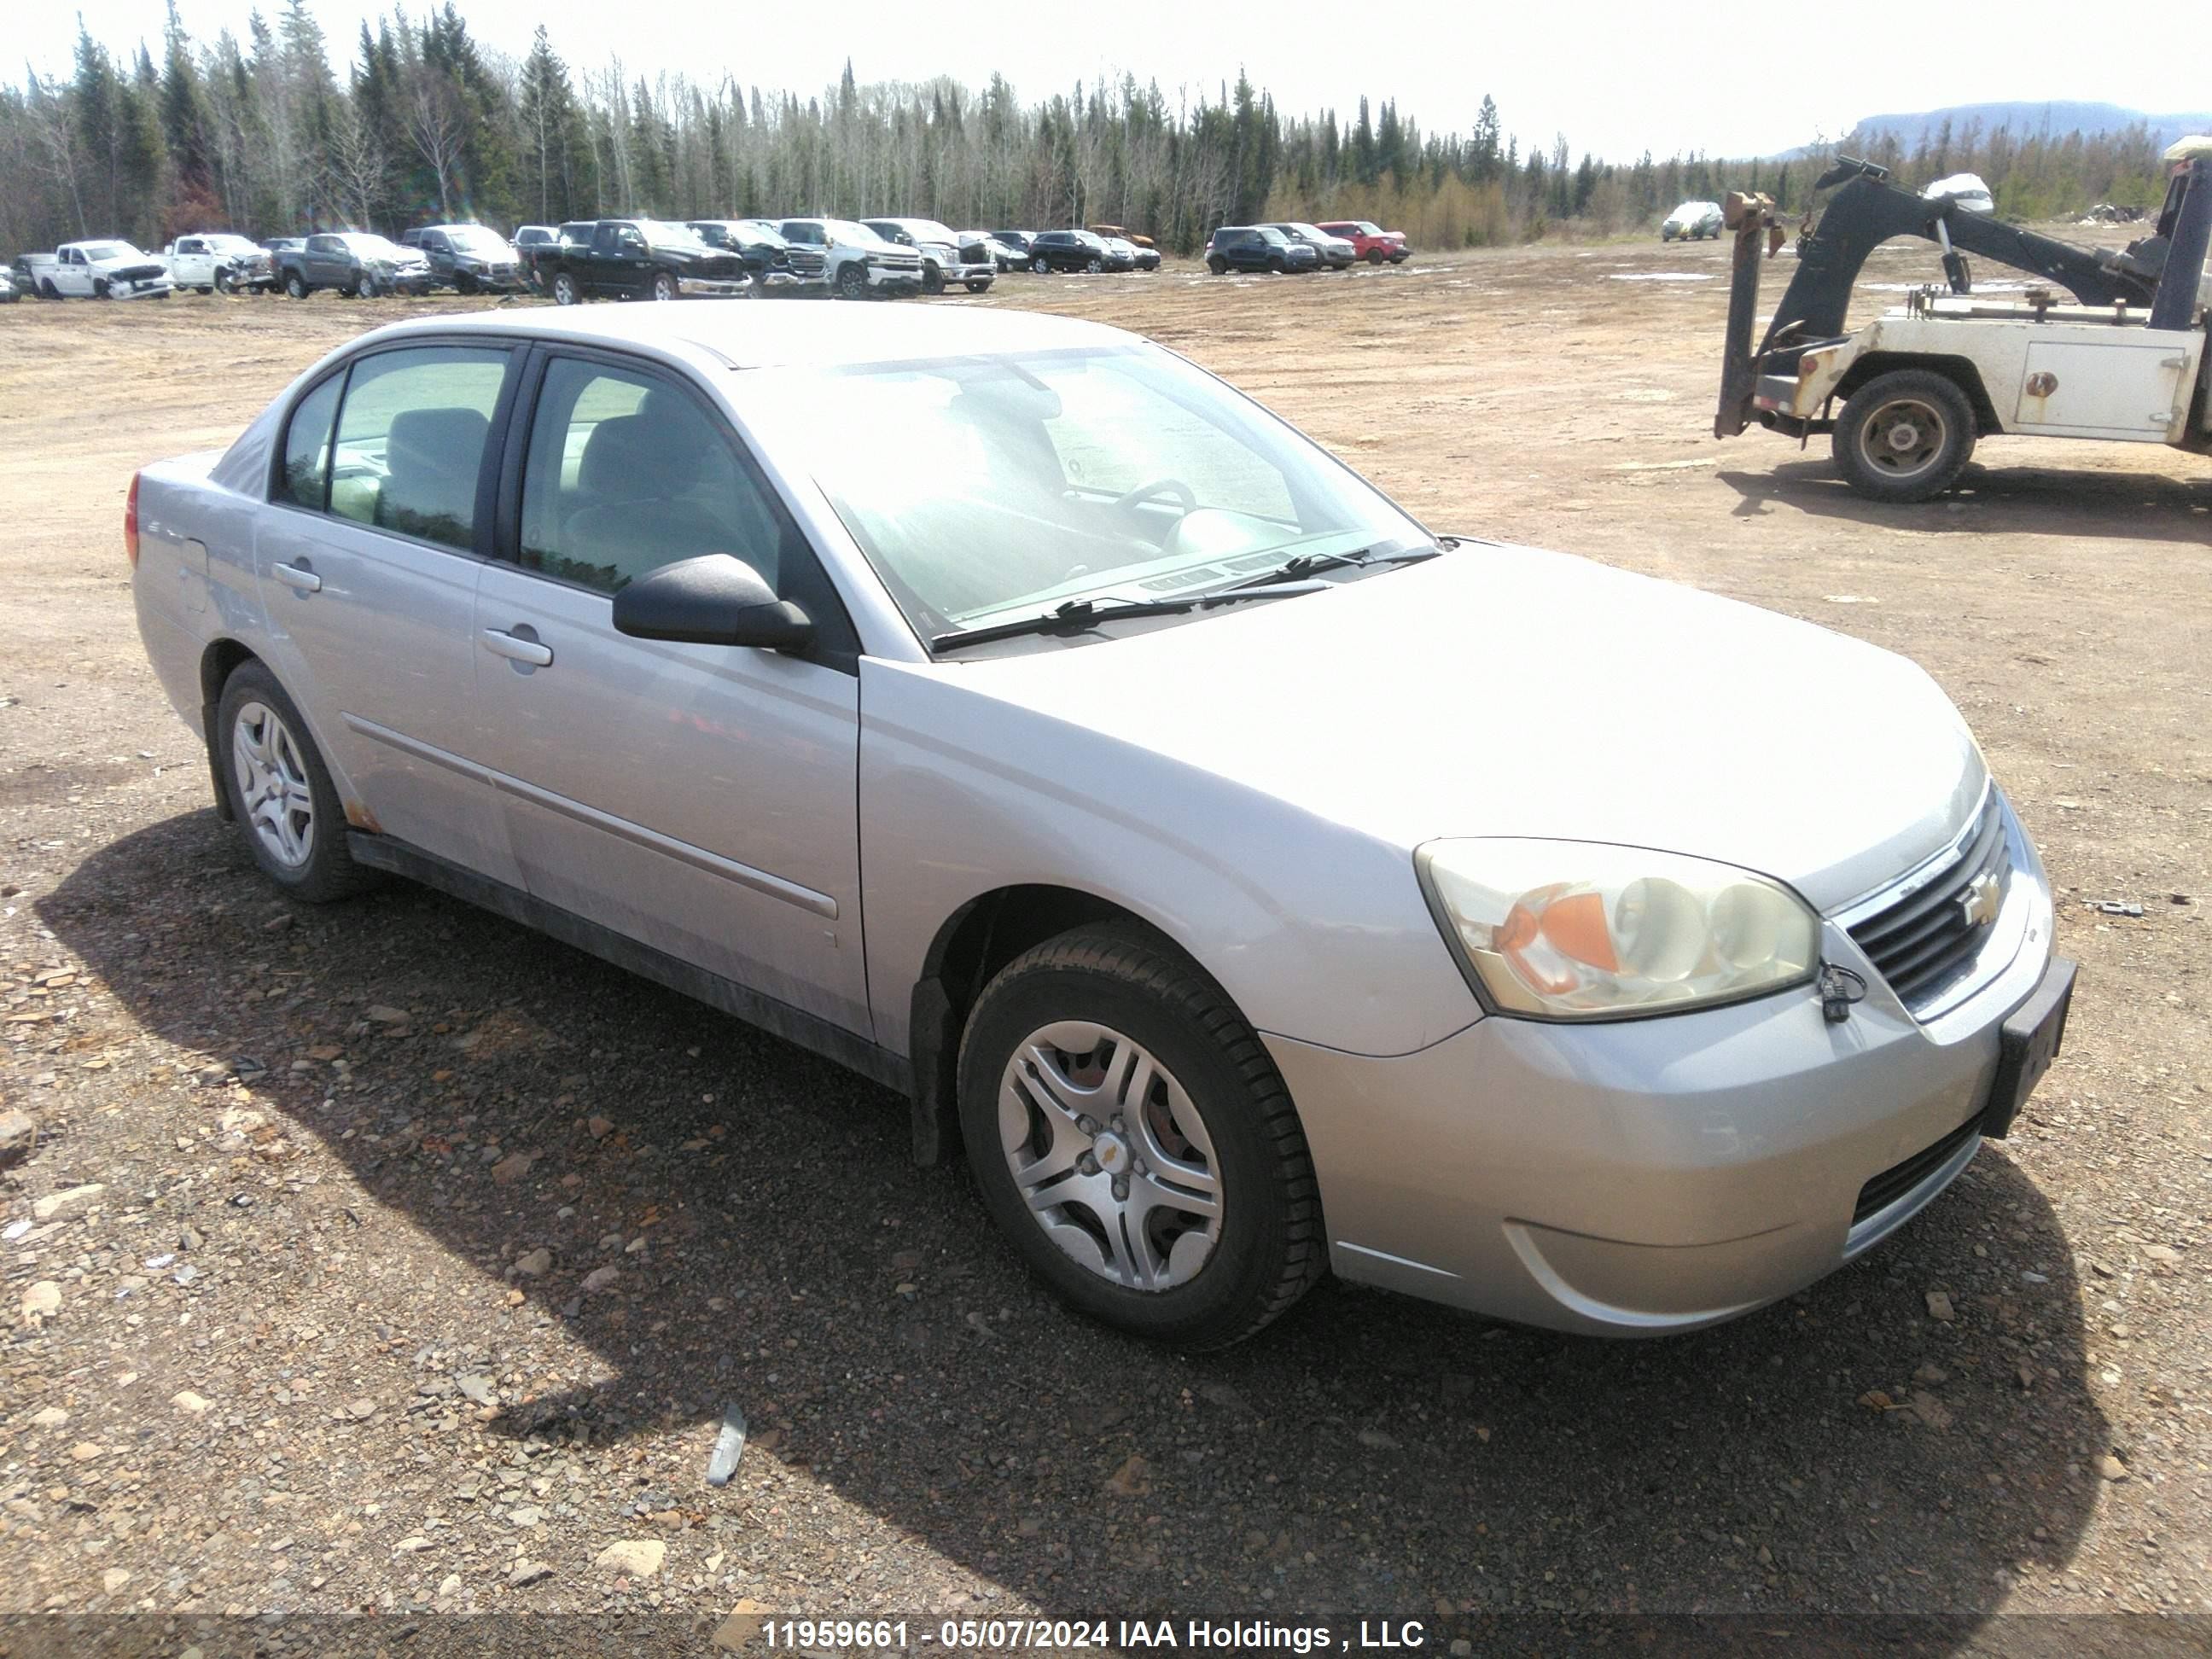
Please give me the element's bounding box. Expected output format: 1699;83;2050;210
326;346;511;551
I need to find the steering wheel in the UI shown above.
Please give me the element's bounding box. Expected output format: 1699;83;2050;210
1110;477;1197;518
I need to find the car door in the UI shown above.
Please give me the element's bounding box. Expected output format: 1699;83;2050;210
469;347;870;1036
174;238;205;285
253;341;524;886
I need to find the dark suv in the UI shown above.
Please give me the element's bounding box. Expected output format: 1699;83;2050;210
1206;225;1318;275
1024;230;1111;273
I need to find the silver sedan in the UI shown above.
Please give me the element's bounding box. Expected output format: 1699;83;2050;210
126;303;2074;1347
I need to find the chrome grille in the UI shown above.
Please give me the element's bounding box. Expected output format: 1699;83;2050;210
1846;795;2011;1015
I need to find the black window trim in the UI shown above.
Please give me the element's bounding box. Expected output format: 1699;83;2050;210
262;335;525;565
492;341;863;675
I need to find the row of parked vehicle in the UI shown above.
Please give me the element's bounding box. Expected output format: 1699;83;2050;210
9;213;1409;307
1205;219;1412;274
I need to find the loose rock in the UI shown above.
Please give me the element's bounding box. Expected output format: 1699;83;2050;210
2098;1453;2130;1481
1924;1290;1955;1322
513;1247;552;1278
21;1281;62;1323
594;1539;666;1578
32;1183;105;1221
172;1390;212;1415
0;1106;37;1163
1104;1454;1150;1497
705;1402;748;1487
509;1560;554;1588
581;1266;620;1294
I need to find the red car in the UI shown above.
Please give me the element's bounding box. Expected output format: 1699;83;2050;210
1314;219;1410;264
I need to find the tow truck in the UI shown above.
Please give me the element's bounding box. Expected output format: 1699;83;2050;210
1716;137;2211;501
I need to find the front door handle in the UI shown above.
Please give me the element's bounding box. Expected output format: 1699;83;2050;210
271;561;321;592
480;627;554;667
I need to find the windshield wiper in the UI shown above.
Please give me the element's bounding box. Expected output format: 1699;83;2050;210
929;582;1326;654
1221;544;1443;592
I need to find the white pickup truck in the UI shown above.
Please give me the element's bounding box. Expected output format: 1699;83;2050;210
162;233;276;294
21;240;174;300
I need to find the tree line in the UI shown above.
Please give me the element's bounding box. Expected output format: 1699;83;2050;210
0;2;2181;262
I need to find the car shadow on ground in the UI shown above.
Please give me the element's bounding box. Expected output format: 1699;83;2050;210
43;809;2112;1631
1717;460;2212;544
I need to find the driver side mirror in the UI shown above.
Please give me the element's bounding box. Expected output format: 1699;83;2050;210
612;554;813;651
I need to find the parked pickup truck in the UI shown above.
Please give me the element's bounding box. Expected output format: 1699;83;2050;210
686;220;829;294
860;218;994;294
164;233;276;293
21;240;173;300
401;223;527;293
277;232;433;299
537;219;751;305
777;218;924;299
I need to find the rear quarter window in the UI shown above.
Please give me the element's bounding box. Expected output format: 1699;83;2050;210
276;375;343;510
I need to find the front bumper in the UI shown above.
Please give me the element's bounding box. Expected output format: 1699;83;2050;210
865;265;923;291
1266;807;2060;1336
677;275;752;297
108;276;174;299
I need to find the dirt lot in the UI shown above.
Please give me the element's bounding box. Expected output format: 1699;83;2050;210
1;235;2207;1649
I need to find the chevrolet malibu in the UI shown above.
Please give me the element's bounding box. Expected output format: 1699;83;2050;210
127;306;2074;1348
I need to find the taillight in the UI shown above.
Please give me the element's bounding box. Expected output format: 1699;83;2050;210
124;472;141;567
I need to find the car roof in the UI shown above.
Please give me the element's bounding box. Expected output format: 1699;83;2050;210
347;302;1133;372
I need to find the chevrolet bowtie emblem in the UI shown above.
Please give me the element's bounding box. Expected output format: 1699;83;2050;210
1959;870;2003;929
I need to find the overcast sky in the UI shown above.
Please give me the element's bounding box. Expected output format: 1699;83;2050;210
17;0;2208;160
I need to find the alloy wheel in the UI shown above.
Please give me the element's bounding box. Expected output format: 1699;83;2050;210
997;1019;1222;1290
230;701;316;869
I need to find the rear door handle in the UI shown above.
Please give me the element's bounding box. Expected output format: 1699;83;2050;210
480;627;554;667
271;561;321;592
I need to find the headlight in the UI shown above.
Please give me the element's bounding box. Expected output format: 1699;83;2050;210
1417;840;1819;1020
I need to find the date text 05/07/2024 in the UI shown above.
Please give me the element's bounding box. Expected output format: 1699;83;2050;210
757;1618;1433;1652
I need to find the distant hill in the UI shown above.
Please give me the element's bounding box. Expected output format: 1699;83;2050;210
1844;101;2211;151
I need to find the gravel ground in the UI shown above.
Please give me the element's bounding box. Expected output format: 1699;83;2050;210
1;239;2207;1653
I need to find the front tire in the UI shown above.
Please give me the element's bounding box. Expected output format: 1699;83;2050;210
835;262;869;300
215;661;375;904
958;926;1324;1349
922;262;945;295
964;279;991;294
357;271;380;299
650;269;678;302
94;279;111;299
1833;369;1977;504
550;271;580;306
1085;257;1103;273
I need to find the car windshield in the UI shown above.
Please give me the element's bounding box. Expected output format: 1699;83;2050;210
207;235;259;253
639;221;711;249
751;344;1429;638
445;226;508;254
1287;223;1328;240
1670;201;1718;219
338;234;409;259
1356;221;1382;236
899;220;958;243
824;219;890;247
1257;228;1290;246
81;242;139;261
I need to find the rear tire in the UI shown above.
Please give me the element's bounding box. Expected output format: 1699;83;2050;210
285;273;309;300
1833;368;1977;504
551;271;580;306
958;924;1324;1349
1208;256;1228;275
1031;255;1050;274
215;661;377;904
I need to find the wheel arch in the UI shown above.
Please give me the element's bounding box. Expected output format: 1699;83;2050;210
1834;353;2000;434
198;637;262;821
905;883;1228;1168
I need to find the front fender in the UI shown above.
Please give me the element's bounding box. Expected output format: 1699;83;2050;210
858;659;1481;1062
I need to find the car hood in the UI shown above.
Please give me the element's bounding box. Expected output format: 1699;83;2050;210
931;544;1985;913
